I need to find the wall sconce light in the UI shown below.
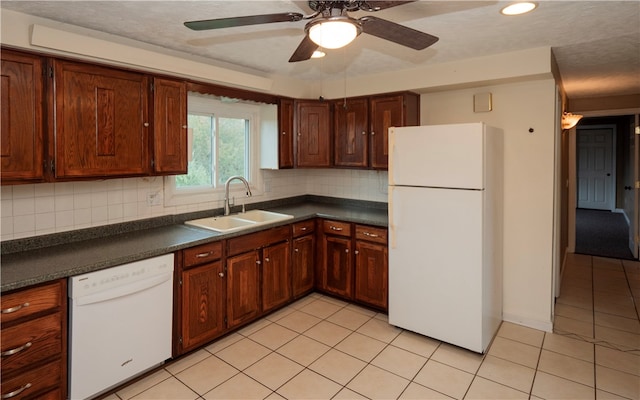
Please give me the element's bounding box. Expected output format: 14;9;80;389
562;112;583;129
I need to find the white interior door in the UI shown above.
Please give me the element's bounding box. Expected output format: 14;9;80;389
633;116;639;258
577;126;615;210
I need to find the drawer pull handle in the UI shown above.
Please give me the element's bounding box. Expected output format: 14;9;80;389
330;226;343;231
1;303;29;314
1;341;32;357
300;227;307;231
196;251;212;258
2;383;32;399
363;232;379;238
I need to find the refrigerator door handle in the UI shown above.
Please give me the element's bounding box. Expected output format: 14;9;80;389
388;127;396;186
389;186;397;249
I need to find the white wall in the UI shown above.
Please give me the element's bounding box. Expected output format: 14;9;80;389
421;80;557;331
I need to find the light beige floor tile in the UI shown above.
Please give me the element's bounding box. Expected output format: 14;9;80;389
595;345;640;376
346;364;410;400
130;376;199;400
275;310;322;333
554;315;595;339
175;355;239;395
248;322;298;350
264;304;296;322
596;365;640;399
288;295;319;310
315;294;349;307
238;318;273;336
308;348;367;385
243;352;304;391
117;369;172;399
214;338;271;370
595;325;640;350
299;298;343;319
166;350;211;375
543;332;594;362
497;321;545;347
102;395;120;400
276;369;342;400
334;331;387;362
333;388;368;399
304;320;352;347
556;291;593;310
344;302;378;317
594;298;637;318
430;343;483;374
596;389;631;399
531;371;595;400
391;330;440;358
486;336;541;368
202;373;272;400
276;334;330;366
593;257;624;270
374;312;390;322
537;349;594;387
399;382;455;399
554;302;594;323
356;317;403;343
204;332;243;354
413;360;474;400
371;345;428;379
464;376;528;399
595;311;640;334
265;391;286;400
476;355;535;393
327;307;373;330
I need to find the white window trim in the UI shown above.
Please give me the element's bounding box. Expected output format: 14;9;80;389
164;94;264;207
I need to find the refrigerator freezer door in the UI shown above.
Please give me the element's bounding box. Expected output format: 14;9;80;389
389;123;485;190
388;185;485;352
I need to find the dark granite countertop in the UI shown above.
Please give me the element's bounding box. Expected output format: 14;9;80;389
1;196;387;292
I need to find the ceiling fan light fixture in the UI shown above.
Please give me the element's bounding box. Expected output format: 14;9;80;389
307;17;360;49
311;50;326;58
500;2;537;15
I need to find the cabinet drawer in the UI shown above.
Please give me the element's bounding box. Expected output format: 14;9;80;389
183;241;223;268
228;225;290;256
1;313;63;375
322;220;351;237
355;225;388;245
1;281;63;324
292;220;315;237
1;359;61;400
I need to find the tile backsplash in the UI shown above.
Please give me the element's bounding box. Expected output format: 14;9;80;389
1;169;388;241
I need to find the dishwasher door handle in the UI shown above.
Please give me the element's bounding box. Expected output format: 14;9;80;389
75;272;173;306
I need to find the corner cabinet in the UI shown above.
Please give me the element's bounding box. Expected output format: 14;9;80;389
295;99;331;167
53;59;150;178
0;50;45;183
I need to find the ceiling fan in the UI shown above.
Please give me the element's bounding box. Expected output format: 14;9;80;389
184;1;439;62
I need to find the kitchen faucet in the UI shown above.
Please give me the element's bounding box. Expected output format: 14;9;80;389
224;175;252;215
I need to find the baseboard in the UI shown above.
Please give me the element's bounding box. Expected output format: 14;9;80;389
502;313;553;332
614;208;631;225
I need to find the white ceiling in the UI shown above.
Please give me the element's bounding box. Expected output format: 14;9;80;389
2;1;639;100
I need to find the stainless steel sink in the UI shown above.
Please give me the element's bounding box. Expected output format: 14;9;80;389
185;210;293;233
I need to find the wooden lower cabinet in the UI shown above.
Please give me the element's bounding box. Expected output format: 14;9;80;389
320;220;353;299
226;251;261;329
262;240;292;312
292;235;315;297
354;227;389;310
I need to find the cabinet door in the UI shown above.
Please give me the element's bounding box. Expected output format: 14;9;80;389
295;100;330;167
322;235;353;298
53;60;149;178
153;77;187;174
226;251;260;328
333;98;368;168
369;93;419;169
278;98;294;168
1;51;44;183
355;241;388;310
181;261;225;351
292;234;315;298
262;241;292;312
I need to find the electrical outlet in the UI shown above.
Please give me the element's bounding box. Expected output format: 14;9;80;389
146;192;161;206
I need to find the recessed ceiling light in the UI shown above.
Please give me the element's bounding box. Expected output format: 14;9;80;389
500;2;537;15
311;50;326;58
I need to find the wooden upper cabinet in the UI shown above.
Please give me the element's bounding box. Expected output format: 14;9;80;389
1;50;45;183
333;97;369;168
369;92;419;169
295;100;331;167
278;98;295;168
152;77;187;174
53;59;149;178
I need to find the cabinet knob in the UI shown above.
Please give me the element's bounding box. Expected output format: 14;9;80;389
265;257;270;262
361;131;366;135
218;272;225;278
256;260;262;265
143;122;150;127
345;249;349;253
371;131;375;135
182;125;188;129
355;250;359;255
282;131;287;135
294;248;299;253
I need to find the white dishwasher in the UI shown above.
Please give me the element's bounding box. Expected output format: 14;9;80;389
68;253;174;400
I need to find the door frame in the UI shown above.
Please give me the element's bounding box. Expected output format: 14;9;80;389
575;124;616;211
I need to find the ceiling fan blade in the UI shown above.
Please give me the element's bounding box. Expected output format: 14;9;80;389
185;13;303;31
359;1;417;12
289;35;319;62
360;16;439;50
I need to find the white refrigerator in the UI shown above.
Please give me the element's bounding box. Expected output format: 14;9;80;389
388;122;503;353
